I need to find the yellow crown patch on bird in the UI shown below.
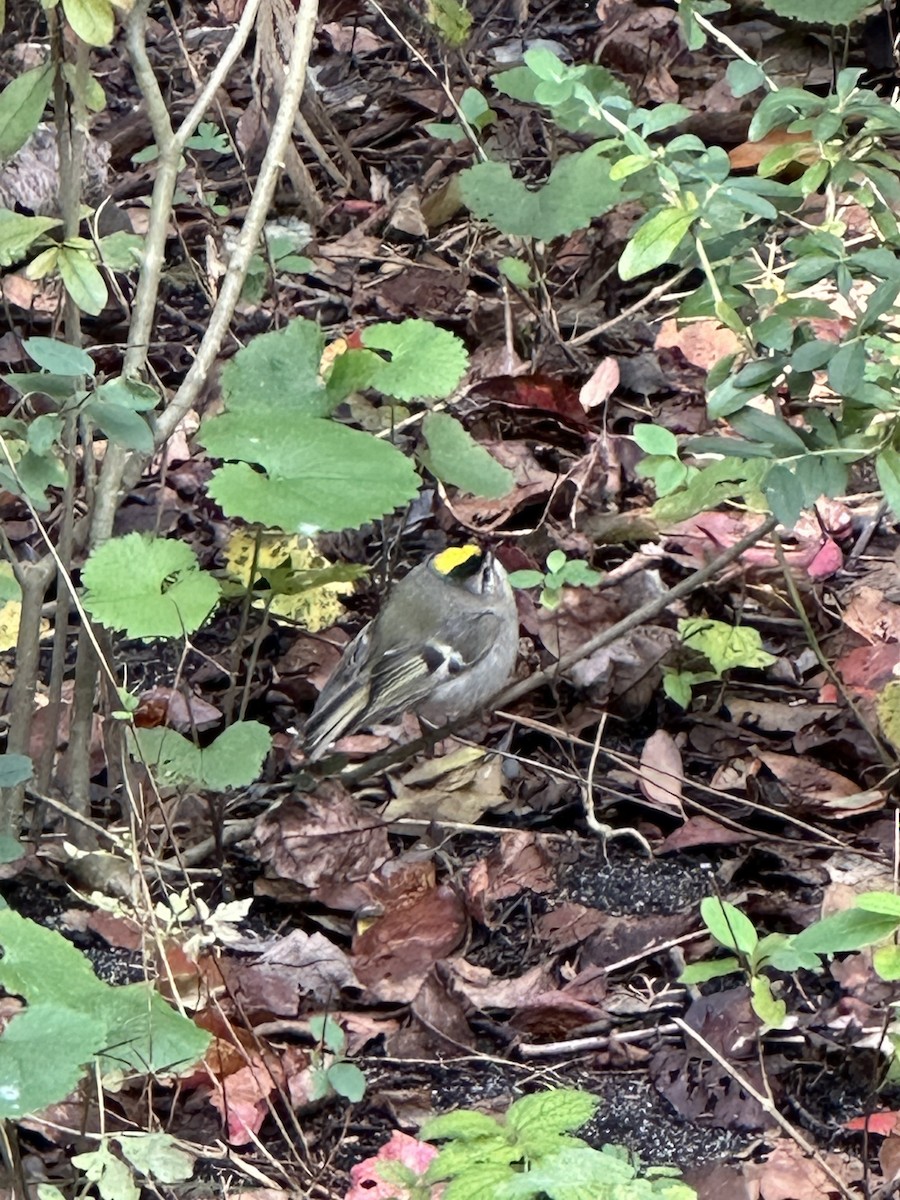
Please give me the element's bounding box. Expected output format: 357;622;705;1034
434;545;482;575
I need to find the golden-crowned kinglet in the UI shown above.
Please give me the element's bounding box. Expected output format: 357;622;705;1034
304;545;518;760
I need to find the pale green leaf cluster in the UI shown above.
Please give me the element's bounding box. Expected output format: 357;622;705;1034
416;1089;696;1200
663;618;775;709
509;550;602;610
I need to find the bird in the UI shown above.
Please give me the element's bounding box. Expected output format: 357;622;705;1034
304;544;519;761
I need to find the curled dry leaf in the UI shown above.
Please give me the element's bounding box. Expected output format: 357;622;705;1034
637;730;685;819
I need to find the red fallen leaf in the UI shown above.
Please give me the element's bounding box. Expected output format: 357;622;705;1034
846;1111;900;1135
472;373;588;427
345;1131;440;1200
660;816;753;852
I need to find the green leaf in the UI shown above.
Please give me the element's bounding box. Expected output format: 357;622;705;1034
792;908;900;954
0;754;32;787
619;207;694;281
700;898;758;955
202;416;420;533
499;257;535;288
422;1110;505;1141
60;0;114;44
82;533;221;638
0;63;54;159
420;412;514;499
92;377;160;412
508;570;545;589
83;398;154;452
131;721;271;790
97;231;144;270
326;1062;366;1102
633;423;678;457
0;210;60;269
726;59;765;98
762;0;871;22
221;318;332;417
72;1144;139;1200
459;146;621;242
679;956;741;985
24;338;95;376
764;463;807;526
363;320;468;401
116;1133;196;1185
426;0;471;47
650;457;768;524
827;340;866;396
877;449;900;519
855;891;900;918
680;618;775;675
789;339;837;373
195;721;271;791
57;245;107;315
750;975;787;1030
874;945;900;982
0;910;210;1118
506;1089;598;1140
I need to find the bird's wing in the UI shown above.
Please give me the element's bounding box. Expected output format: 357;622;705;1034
366;610;504;722
303;625;374;760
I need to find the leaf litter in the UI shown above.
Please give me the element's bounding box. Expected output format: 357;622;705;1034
4;0;900;1196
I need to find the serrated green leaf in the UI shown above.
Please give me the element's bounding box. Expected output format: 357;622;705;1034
681;619;775;675
362;320;468;401
460;146;620;242
131;724;269;791
0;64;54;159
198;721;271;790
422;1110;505;1142
60;0;114;44
0;210;60;269
202;415;420;533
619;207;694;281
82;533;221;638
420;412;514;499
221;318;332;418
507;1089;598;1139
0;910;209;1118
